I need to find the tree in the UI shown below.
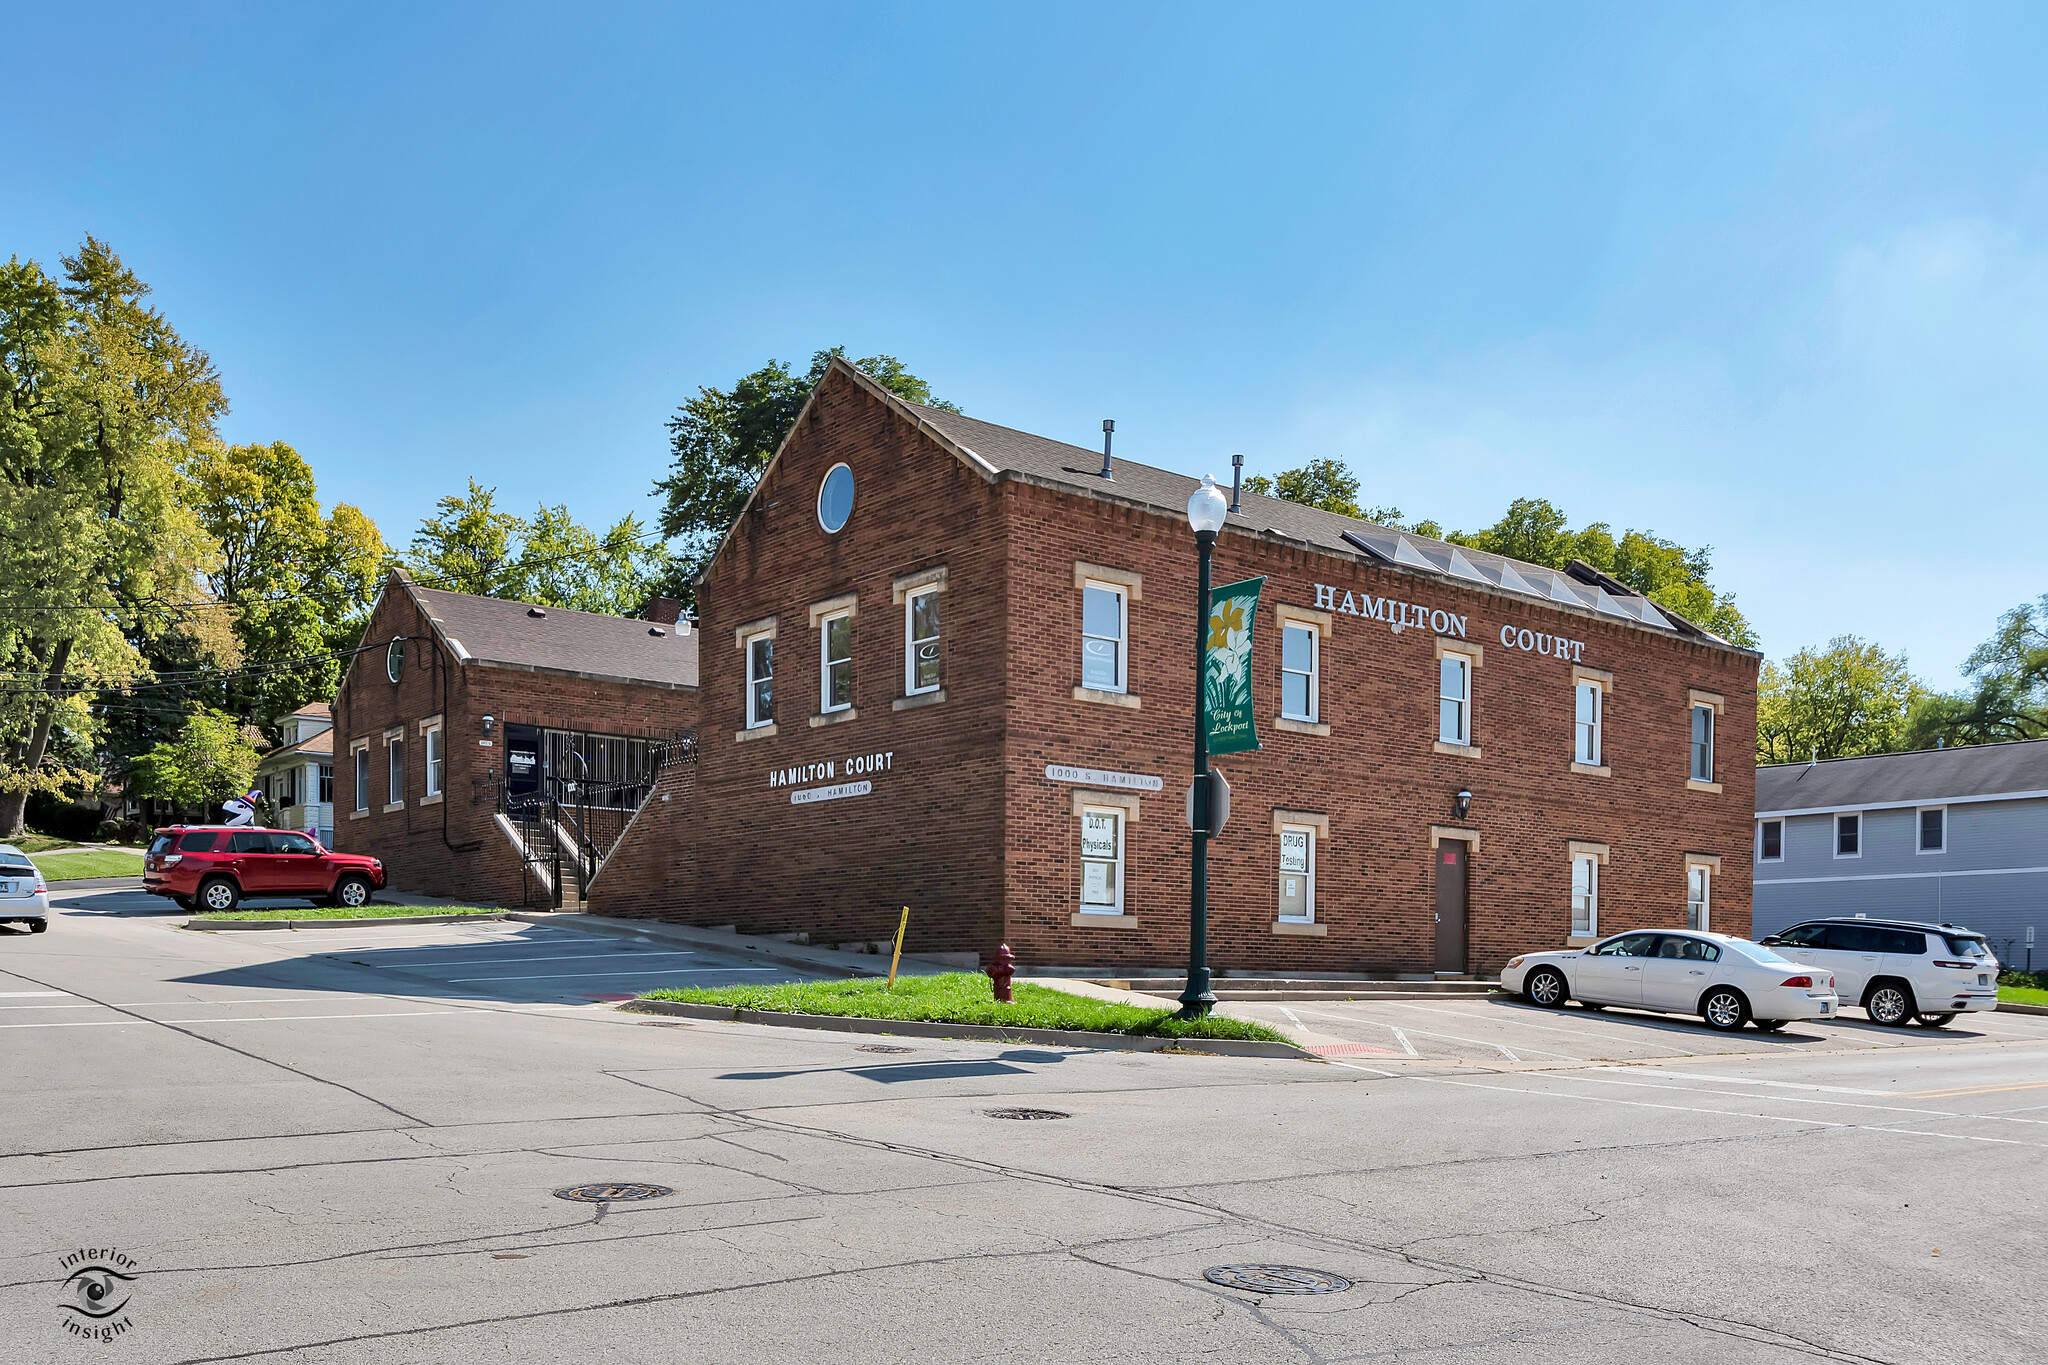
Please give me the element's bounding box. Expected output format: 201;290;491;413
652;349;956;594
407;488;673;616
1756;637;1925;764
406;479;522;596
129;708;258;817
1242;458;1364;517
0;240;224;837
1905;594;2048;748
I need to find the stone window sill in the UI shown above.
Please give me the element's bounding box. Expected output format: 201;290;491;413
1566;935;1599;947
382;801;405;814
420;792;444;806
1073;687;1140;710
1272;920;1327;937
1071;912;1137;928
1570;762;1611;777
893;689;945;711
348;808;370;821
735;723;779;743
1275;717;1330;736
808;708;859;729
1433;740;1482;759
1686;778;1724;794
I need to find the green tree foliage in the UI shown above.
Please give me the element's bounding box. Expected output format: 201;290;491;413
1906;594;2048;748
184;441;390;727
1242;459;1755;647
652;349;957;593
129;708;258;816
1756;637;1925;764
0;240;225;836
407;483;672;616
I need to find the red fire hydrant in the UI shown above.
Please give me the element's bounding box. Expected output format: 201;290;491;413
985;944;1016;1003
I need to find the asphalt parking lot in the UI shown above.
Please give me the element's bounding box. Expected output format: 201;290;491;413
4;889;2046;1363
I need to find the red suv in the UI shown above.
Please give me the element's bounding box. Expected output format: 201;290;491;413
143;827;386;913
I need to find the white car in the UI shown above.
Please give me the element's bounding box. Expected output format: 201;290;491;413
1759;918;1999;1027
0;845;50;932
1501;929;1838;1032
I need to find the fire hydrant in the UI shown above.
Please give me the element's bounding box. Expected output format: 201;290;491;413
985;944;1016;1003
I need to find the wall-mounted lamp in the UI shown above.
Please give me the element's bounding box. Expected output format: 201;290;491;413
481;714;495;738
1453;787;1473;821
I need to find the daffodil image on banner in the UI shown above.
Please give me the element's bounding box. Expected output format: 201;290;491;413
1202;577;1265;755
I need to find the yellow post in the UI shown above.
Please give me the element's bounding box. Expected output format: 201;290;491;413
887;906;910;988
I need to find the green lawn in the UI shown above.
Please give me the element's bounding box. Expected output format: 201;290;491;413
196;904;505;921
1999;983;2048;1008
644;973;1289;1042
30;849;145;880
11;833;76;854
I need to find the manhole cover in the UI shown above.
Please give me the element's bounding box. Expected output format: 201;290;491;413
983;1107;1070;1120
855;1044;914;1054
551;1182;674;1204
1203;1265;1351;1294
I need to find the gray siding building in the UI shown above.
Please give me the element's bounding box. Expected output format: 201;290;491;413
1753;740;2048;965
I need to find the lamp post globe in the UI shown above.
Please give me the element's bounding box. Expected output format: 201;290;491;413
1179;474;1228;1019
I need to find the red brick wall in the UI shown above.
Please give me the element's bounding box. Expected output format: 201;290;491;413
593;370;1010;953
332;578;698;907
998;479;1759;975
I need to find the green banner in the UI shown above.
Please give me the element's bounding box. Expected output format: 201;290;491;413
1202;576;1265;756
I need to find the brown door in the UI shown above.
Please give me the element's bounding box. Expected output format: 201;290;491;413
1434;841;1469;974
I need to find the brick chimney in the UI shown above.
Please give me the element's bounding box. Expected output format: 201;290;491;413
640;595;685;626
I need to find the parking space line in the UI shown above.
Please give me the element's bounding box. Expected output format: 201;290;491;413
0;991;68;998
1388;1001;1772;1054
443;967;777;982
1389;1027;1422;1057
1288;1006;1574;1062
1899;1079;2048;1099
366;950;704;968
0;1003;102;1011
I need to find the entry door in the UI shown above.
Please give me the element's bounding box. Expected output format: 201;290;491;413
505;724;542;801
1434;841;1469;974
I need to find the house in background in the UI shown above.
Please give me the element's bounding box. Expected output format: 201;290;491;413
255;702;335;846
1754;739;2048;964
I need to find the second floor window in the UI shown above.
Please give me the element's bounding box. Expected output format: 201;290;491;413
1758;819;1782;861
1438;654;1471;746
1081;582;1127;692
905;588;940;694
1836;812;1860;857
319;763;334;805
746;633;774;728
1574;682;1602;765
1281;624;1318;722
1690;704;1715;782
820;612;853;712
387;737;405;805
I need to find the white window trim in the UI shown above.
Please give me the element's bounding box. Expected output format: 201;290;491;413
1573;678;1603;768
1438;651;1473;747
1076;802;1127;916
1684;855;1718;931
744;629;775;730
1568;840;1609;939
904;587;941;697
1279;621;1320;723
418;716;445;798
1756;818;1784;863
350;739;370;814
386;730;406;809
1916;805;1946;855
1571;854;1600;938
1688;703;1717;787
1276;822;1317;922
1080;579;1129;695
1834;811;1862;860
817;608;854;715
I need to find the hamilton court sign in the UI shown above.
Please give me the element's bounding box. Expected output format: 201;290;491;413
1311;584;1588;661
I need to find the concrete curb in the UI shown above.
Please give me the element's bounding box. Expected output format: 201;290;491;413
185;912;512;931
617;998;1313;1059
507;912;951;981
1996;1001;2048;1016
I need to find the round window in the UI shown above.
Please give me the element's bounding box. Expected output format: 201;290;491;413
817;463;855;534
386;640;405;684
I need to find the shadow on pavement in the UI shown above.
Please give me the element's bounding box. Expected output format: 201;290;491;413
718;1050;1071;1084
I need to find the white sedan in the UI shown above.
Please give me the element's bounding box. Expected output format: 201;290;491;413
0;844;50;932
1500;930;1838;1032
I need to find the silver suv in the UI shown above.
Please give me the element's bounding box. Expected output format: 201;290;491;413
1759;918;1998;1027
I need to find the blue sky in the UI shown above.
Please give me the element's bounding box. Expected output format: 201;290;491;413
8;3;2045;689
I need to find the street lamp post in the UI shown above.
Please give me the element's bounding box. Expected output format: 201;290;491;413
1181;475;1230;1018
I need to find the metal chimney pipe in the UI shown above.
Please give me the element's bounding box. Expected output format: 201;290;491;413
1100;420;1115;480
1229;452;1243;514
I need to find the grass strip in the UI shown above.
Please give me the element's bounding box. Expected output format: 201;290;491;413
1999;984;2048;1008
11;834;78;854
196;904;505;921
29;849;145;881
645;972;1288;1042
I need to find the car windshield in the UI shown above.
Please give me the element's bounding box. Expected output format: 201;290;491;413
1941;934;1990;958
1727;938;1794;965
0;859;35;877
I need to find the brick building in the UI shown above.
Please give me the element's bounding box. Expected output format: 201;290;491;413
331;571;697;906
591;358;1760;976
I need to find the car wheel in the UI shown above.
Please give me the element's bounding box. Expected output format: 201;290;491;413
1752;1018;1787;1032
1916;1013;1956;1028
1866;981;1915;1027
333;875;373;909
29;919;48;933
1526;968;1569;1008
197;877;240;914
1700;987;1749;1032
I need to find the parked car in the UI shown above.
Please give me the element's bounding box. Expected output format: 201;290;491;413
1759;918;1998;1027
0;844;50;932
1501;930;1839;1032
142;826;385;913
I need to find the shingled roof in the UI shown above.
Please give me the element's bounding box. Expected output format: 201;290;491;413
383;574;698;690
783;358;1748;655
1757;739;2048;815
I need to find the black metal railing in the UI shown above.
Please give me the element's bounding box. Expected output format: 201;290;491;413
495;731;693;905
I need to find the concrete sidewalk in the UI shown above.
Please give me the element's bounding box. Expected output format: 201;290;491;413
506;911;957;982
